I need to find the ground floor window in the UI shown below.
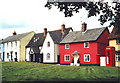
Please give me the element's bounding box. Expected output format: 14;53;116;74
116;51;120;61
64;55;70;61
46;53;50;60
7;53;9;58
84;54;90;62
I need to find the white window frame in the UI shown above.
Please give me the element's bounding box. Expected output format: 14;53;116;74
64;55;70;61
84;54;90;62
47;41;50;47
65;44;70;49
84;42;89;48
46;53;50;60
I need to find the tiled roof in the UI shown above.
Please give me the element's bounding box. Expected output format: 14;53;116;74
26;27;73;48
26;33;46;47
2;31;34;43
109;28;120;39
49;28;73;44
60;27;107;44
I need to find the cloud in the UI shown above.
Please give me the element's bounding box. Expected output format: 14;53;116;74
0;22;27;29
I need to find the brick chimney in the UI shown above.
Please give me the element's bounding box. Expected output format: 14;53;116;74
61;24;66;33
81;22;87;32
44;28;47;37
13;31;17;35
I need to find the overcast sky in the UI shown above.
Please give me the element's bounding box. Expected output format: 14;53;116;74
0;0;113;39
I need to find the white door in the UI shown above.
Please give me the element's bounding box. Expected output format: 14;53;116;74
100;57;106;66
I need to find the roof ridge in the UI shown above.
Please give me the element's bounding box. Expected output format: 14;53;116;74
35;32;44;34
48;27;72;32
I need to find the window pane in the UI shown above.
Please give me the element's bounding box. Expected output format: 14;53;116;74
65;44;69;49
65;55;70;61
84;54;90;62
84;42;89;48
47;53;50;60
47;42;50;47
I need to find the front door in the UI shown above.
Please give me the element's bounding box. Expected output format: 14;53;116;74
30;54;33;62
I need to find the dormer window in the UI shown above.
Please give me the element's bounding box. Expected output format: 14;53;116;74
65;44;70;49
47;42;50;47
84;42;89;48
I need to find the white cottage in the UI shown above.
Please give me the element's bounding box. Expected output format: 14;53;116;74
26;28;47;62
2;31;35;62
41;24;73;63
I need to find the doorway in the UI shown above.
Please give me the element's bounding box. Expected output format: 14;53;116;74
71;51;80;66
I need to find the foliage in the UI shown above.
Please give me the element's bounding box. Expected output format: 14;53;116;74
45;0;120;33
2;62;120;81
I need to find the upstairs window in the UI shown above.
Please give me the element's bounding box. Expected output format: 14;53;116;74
116;51;120;61
64;55;70;61
7;43;8;48
46;53;50;60
116;39;120;44
47;42;50;47
84;42;89;48
11;42;13;48
84;54;90;62
65;44;70;49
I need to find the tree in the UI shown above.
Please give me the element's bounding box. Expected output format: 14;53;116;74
45;0;120;34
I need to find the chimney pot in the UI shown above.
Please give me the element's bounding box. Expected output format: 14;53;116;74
13;31;17;35
81;22;87;32
44;28;47;36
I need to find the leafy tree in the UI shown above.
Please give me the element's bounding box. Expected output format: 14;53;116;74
45;0;120;34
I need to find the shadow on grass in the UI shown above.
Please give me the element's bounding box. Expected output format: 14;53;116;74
3;77;119;82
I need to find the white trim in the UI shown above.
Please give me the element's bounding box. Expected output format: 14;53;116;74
64;55;70;61
84;42;89;48
84;54;90;62
65;44;70;49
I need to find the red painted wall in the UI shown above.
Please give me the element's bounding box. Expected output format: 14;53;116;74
60;42;98;64
60;28;110;65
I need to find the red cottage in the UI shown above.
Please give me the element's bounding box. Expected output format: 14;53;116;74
60;23;110;66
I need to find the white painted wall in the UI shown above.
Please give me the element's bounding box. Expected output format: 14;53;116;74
100;56;106;66
26;47;30;61
41;33;55;63
4;41;20;61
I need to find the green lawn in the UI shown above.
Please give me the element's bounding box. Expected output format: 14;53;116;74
1;62;120;81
